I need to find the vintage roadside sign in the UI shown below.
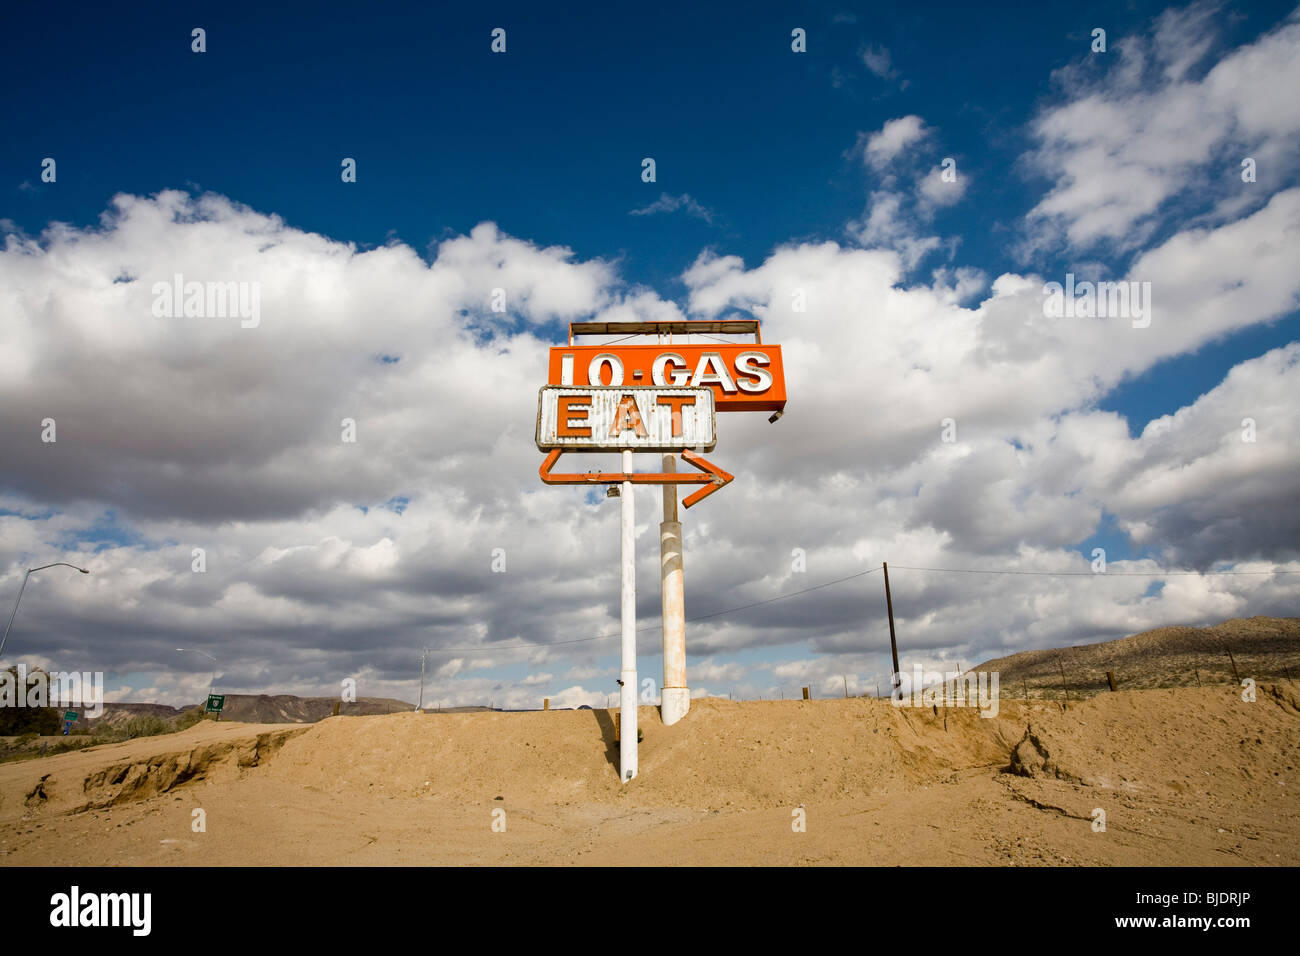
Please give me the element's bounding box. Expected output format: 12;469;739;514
62;710;77;722
548;320;786;412
537;386;715;452
539;447;734;508
536;319;786;786
205;693;225;713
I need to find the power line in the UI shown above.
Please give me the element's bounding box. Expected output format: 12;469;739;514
423;565;884;653
684;565;883;622
417;560;1297;654
889;564;1300;576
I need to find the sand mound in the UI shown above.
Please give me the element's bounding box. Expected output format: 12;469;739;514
1;685;1296;865
264;696;1027;810
1006;684;1299;793
265;685;1300;809
0;722;304;818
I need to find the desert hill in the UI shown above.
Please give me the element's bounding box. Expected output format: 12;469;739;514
1;680;1296;866
971;616;1299;699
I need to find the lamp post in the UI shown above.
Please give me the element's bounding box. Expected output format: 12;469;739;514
0;562;90;660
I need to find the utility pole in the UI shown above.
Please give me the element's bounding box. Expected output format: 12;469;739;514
883;562;901;700
416;648;428;712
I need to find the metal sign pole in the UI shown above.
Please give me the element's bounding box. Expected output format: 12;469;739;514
619;449;638;782
660;453;689;725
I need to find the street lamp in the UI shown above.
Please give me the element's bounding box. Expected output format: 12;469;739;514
0;562;90;660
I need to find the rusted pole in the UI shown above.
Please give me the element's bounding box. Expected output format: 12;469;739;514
1226;647;1240;683
884;562;901;701
618;448;638;782
1106;671;1117;692
659;453;689;726
802;686;809;700
1194;667;1201;688
1057;657;1069;711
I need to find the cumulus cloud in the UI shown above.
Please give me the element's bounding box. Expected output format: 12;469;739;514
846;116;969;268
860;115;929;169
3;11;1299;709
1021;2;1300;255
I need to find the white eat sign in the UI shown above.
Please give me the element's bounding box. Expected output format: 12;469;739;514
536;386;715;452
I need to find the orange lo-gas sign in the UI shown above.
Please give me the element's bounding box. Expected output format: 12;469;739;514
547;344;786;412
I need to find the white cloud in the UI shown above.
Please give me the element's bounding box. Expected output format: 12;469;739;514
918;165;968;208
1022;4;1300;254
861;115;929;169
629;192;717;224
2;58;1298;710
861;44;898;81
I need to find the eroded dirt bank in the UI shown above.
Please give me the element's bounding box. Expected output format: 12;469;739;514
1;687;1295;865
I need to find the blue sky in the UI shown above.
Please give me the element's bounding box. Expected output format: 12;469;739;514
2;1;1298;707
6;1;1296;432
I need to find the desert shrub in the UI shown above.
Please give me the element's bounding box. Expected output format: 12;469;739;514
122;714;171;739
0;706;61;736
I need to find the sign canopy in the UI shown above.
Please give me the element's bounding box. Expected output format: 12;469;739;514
537;386;715;452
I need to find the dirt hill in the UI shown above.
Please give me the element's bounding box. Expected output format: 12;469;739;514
2;682;1296;865
971;616;1300;700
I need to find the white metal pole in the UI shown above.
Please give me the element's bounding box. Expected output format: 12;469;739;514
0;571;33;661
660;454;689;725
619;449;638;782
2;563;90;660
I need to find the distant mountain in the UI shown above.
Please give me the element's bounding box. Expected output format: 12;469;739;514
214;694;415;723
81;702;188;728
77;694;418;727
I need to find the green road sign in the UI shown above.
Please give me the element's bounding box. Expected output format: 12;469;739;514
205;694;226;713
63;710;77;722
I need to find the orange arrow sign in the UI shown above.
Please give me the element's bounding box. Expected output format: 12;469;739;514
539;449;734;508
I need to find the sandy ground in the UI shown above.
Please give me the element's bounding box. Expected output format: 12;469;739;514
1;685;1297;865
